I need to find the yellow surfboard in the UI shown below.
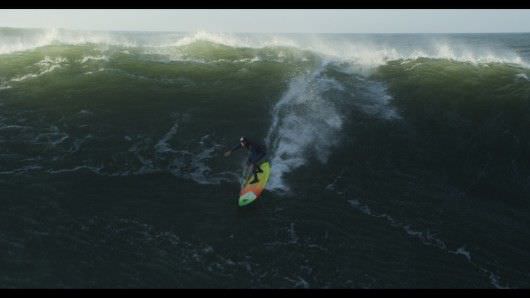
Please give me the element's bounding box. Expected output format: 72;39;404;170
238;161;271;207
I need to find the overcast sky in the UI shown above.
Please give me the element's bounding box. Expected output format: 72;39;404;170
1;9;529;33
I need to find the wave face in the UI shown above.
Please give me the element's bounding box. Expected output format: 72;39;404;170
1;28;530;288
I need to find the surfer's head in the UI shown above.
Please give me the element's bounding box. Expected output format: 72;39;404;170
240;136;248;146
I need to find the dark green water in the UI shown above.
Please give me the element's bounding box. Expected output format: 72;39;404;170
1;28;530;288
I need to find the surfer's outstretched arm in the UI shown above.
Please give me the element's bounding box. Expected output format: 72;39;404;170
224;143;242;157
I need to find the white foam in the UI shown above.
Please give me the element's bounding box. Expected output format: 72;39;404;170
263;68;399;193
186;146;223;185
48;165;103;175
488;272;510;289
0;28;59;55
0;28;140;55
32;125;69;146
171;30;298;49
284;276;310;288
10;56;67;83
80;55;108;64
450;246;472;261
155;121;179;154
0;124;32;132
354;80;401;120
3;29;526;69
83;68;105;75
430;42;525;66
265;66;346;192
0;165;43;175
125;121;238;185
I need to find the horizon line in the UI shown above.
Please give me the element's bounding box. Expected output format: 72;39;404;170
2;26;530;34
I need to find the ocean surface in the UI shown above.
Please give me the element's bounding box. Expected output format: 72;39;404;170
1;28;529;288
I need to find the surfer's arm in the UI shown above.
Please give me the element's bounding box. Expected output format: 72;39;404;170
224;143;242;156
230;143;243;152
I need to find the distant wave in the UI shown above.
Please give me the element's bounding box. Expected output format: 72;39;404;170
1;28;528;68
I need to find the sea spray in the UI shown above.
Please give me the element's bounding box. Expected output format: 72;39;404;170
265;64;346;192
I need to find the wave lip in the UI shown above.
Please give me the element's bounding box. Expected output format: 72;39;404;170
2;28;528;70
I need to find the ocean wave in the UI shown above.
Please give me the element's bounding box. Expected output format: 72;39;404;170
9;56;67;83
0;27;139;54
1;28;527;70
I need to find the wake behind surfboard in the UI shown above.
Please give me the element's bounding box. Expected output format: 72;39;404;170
238;161;271;207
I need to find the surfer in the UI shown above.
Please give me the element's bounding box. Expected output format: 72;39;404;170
224;136;266;184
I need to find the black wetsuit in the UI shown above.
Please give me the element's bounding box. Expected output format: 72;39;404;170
231;139;266;183
231;140;267;167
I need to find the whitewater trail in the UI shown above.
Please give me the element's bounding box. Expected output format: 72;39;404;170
264;63;346;193
264;61;401;193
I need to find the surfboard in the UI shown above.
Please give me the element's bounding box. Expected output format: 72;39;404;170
238;161;271;207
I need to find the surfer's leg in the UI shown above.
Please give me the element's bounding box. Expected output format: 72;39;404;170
249;162;260;184
254;152;265;173
249;172;259;184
